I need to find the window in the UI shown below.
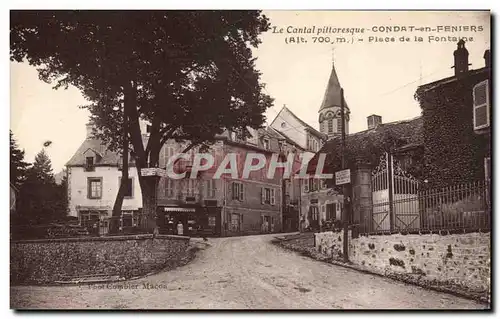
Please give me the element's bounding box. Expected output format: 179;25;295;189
310;206;319;221
485;157;491;181
337;118;343;134
328;119;334;133
263;138;270;150
326;203;336;220
206;179;216;198
87;177;102;199
165;178;175;198
278;140;284;151
473;80;490;130
261;187;276;205
119;177;133;198
85;156;95;172
321;179;328;189
187;179;197;196
232;182;244;201
309;178;319;192
303;180;309;193
163;146;175;168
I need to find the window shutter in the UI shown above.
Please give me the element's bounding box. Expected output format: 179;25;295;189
261;187;265;204
231;182;236;199
473;80;490;130
239;183;244;201
271;189;276;205
212;180;216;198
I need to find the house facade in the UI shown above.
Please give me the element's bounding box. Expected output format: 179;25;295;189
66;122;290;237
66;124;143;235
414;40;491;187
155;128;285;237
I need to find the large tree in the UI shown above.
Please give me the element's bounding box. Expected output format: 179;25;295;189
10;130;30;189
11;11;273;232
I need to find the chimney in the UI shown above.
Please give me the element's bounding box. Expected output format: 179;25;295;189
453;39;470;76
86;123;95;139
367;115;382;130
484;49;490;68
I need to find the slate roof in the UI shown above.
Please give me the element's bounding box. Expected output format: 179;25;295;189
66;135;149;167
306;116;423;174
66;138;120;167
319;63;349;111
416;67;489;95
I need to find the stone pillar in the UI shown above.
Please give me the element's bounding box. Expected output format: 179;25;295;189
352;163;373;233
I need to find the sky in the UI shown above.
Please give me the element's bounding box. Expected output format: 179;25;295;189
10;10;491;172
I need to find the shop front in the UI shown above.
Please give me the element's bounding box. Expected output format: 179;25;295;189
158;205;222;237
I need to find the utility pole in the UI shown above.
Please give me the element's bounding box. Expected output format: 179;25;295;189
340;88;349;263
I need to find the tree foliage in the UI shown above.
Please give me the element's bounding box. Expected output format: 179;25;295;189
11;11;273;231
10;130;30;189
16;149;67;225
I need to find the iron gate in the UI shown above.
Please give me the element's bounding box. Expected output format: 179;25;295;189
371;152;419;232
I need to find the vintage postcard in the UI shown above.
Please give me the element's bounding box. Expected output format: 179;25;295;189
9;10;491;310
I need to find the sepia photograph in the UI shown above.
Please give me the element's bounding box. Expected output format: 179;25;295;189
8;8;491;310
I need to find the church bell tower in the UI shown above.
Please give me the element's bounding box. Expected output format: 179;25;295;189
318;56;350;140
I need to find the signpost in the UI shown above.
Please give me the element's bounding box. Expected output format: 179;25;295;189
141;167;167;177
335;169;351;186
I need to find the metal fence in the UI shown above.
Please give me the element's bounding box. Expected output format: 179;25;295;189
360;180;491;234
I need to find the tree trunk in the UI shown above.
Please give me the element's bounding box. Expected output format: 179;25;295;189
138;174;160;233
109;91;129;234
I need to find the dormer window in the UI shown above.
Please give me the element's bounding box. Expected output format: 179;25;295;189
263;138;270;150
278;140;285;151
85;156;95;172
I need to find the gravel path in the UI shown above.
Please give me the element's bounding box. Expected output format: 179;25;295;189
10;234;488;309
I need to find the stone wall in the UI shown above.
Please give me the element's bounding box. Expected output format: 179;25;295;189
315;231;490;298
11;234;190;285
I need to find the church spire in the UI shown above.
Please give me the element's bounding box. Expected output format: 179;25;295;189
319;55;346;112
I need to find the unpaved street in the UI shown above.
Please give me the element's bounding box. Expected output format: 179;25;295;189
11;234;487;309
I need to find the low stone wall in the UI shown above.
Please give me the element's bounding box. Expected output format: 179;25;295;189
11;234;190;285
315;231;490;300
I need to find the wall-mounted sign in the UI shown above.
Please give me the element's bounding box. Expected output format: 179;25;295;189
335;169;351;185
141;168;167;177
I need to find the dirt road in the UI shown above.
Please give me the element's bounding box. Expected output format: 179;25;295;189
10;234;488;309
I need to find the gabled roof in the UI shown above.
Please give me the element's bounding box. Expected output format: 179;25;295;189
319;62;349;112
66;138;120;167
65;135;148;167
306;116;423;174
270;105;327;139
266;126;305;151
82;148;103;158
